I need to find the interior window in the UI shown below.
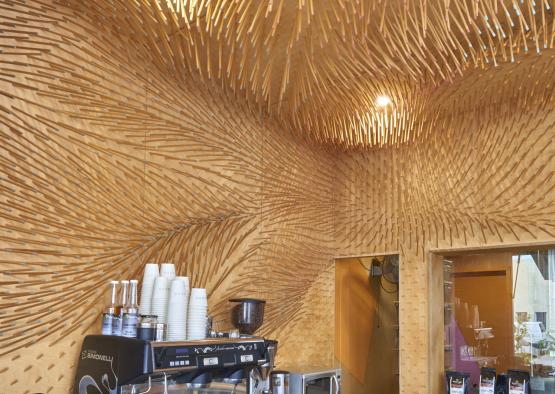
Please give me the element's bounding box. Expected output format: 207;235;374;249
444;249;555;393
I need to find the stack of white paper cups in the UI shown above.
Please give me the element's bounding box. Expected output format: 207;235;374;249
187;288;208;340
160;263;176;281
166;276;190;341
139;263;159;316
151;276;170;324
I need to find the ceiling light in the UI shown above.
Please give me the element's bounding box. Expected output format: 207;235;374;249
376;96;391;107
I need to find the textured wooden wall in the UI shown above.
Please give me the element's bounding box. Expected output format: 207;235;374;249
334;52;555;393
3;2;555;394
0;2;335;392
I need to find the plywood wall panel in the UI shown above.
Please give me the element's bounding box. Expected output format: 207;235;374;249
4;2;555;393
334;54;555;393
0;2;336;392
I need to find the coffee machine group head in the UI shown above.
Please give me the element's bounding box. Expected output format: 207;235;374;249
248;339;278;394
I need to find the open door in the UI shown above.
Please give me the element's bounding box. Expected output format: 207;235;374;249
335;256;400;394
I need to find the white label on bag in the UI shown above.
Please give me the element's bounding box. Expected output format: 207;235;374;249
450;377;465;394
509;378;526;394
480;376;495;394
480;385;494;394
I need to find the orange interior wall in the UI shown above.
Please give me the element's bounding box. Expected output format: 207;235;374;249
335;258;399;394
335;258;376;384
451;253;514;374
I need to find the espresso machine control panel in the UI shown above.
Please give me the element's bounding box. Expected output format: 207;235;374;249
151;338;266;372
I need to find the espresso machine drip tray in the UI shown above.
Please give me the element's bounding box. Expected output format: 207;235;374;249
120;380;248;394
73;335;273;394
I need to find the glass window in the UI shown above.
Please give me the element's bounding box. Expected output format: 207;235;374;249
444;250;555;393
306;378;332;394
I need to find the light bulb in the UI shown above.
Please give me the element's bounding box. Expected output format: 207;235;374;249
376;96;391;107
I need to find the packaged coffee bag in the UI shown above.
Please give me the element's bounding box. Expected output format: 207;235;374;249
446;371;470;394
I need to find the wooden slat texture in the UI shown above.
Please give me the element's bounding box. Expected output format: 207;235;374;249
0;2;335;392
334;53;555;392
3;1;555;393
50;0;553;148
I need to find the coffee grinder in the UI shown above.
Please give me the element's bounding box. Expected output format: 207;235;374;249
230;299;279;394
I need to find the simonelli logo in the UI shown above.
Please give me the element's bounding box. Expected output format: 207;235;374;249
81;349;114;363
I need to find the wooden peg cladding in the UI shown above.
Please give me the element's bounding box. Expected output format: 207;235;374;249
52;0;554;148
3;1;555;393
0;2;335;392
334;54;555;391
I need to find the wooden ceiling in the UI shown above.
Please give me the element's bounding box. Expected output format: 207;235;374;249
95;0;555;148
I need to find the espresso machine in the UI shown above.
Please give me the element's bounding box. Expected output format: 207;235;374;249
73;335;278;394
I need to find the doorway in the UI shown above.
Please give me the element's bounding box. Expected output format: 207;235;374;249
434;248;555;393
335;255;400;394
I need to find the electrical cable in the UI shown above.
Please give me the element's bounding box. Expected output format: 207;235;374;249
376;275;381;328
358;258;371;271
512;254;521;299
379;275;398;294
381;255;399;285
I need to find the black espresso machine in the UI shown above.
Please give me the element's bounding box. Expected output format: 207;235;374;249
73;335;278;394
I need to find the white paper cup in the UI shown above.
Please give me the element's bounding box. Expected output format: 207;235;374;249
188;313;206;318
144;263;159;277
169;279;188;296
139;264;160;315
175;276;190;288
160;263;176;280
188;311;207;316
189;303;207;308
167;286;188;328
139;279;158;315
189;302;207;308
190;288;206;298
151;276;169;323
187;306;207;339
167;315;187;339
188;311;206;316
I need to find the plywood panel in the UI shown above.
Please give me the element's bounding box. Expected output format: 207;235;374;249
3;2;555;394
92;0;555;147
334;54;555;392
0;2;336;392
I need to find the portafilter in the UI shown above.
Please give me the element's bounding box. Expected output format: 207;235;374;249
259;340;278;382
248;339;278;394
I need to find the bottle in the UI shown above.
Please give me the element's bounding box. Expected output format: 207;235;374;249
112;280;129;336
122;279;139;338
116;280;129;316
101;281;118;335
